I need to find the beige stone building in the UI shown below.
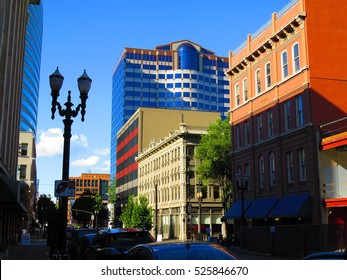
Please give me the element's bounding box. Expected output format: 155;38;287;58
17;131;37;230
136;123;224;240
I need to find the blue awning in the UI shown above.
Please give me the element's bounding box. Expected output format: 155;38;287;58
222;199;252;221
245;196;279;219
268;192;311;218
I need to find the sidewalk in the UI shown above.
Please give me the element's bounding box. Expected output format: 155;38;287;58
1;235;50;260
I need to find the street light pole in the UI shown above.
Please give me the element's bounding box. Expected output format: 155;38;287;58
236;175;248;250
196;187;203;235
49;67;92;255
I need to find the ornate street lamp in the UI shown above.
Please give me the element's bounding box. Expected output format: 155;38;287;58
235;174;249;250
49;67;92;256
196;188;203;234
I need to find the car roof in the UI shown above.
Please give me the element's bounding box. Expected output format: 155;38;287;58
129;241;239;260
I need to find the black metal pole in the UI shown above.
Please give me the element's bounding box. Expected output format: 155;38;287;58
155;184;158;241
240;184;245;250
59;118;72;254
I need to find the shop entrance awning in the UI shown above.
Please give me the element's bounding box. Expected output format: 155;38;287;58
0;173;20;202
222;199;252;221
268;192;311;218
245;196;279;219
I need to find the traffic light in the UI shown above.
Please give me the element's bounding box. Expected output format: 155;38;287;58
186;202;192;214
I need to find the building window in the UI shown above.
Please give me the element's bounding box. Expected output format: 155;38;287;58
265;62;271;88
19;165;27;179
236;125;241;148
293;43;300;73
295;95;304;126
255;69;261;94
244;163;250;190
243;78;248;101
235;83;240;106
269;152;276;187
21;143;28;156
258;155;265;188
284;101;291;130
257;114;263;141
298;149;306;182
267;110;273;137
286;152;294;184
244;121;250;145
282;51;289;78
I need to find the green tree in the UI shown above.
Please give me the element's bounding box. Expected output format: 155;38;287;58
120;195;153;230
36;194;57;226
195;116;233;210
108;177;117;204
71;190;98;227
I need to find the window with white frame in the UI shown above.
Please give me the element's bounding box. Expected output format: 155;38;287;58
269;152;276;187
244;121;250;145
243;78;248;102
284;100;291;130
256;69;261;94
259;155;265;188
265;62;271;88
295;95;304;126
19;164;27;179
257;114;263;141
267;110;273;137
235;83;240;106
281;51;289;79
286;152;294;183
293;43;300;73
298;148;306;182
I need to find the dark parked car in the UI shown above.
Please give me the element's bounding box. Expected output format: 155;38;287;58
303;250;347;260
87;228;155;259
126;241;239;260
67;228;100;259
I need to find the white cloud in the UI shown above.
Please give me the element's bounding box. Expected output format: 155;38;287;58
36;128;64;157
36;128;89;157
94;148;110;156
91;160;110;173
71;155;100;167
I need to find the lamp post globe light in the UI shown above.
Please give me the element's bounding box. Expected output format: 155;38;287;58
49;67;92;257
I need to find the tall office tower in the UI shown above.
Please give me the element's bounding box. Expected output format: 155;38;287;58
17;1;43;230
20;2;43;135
0;0;40;253
111;40;230;179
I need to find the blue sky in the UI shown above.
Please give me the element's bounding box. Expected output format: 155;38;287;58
36;0;291;198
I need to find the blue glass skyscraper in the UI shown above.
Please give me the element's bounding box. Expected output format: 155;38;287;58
111;40;230;179
20;2;43;135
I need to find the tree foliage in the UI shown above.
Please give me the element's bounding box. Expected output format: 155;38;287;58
120;195;153;230
108;177;117;204
36;194;57;225
71;190;102;227
195;117;233;209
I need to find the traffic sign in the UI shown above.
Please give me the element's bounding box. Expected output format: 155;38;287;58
55;180;75;197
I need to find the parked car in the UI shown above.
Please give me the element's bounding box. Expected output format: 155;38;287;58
303;250;347;260
126;241;239;260
87;228;155;260
67;228;100;259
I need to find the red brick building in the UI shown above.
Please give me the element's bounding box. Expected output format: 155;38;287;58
224;0;347;255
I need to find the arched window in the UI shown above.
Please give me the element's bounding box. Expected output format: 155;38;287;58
298;148;306;182
265;62;271;88
269;152;276;187
293;43;300;73
258;155;265;188
281;51;289;78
